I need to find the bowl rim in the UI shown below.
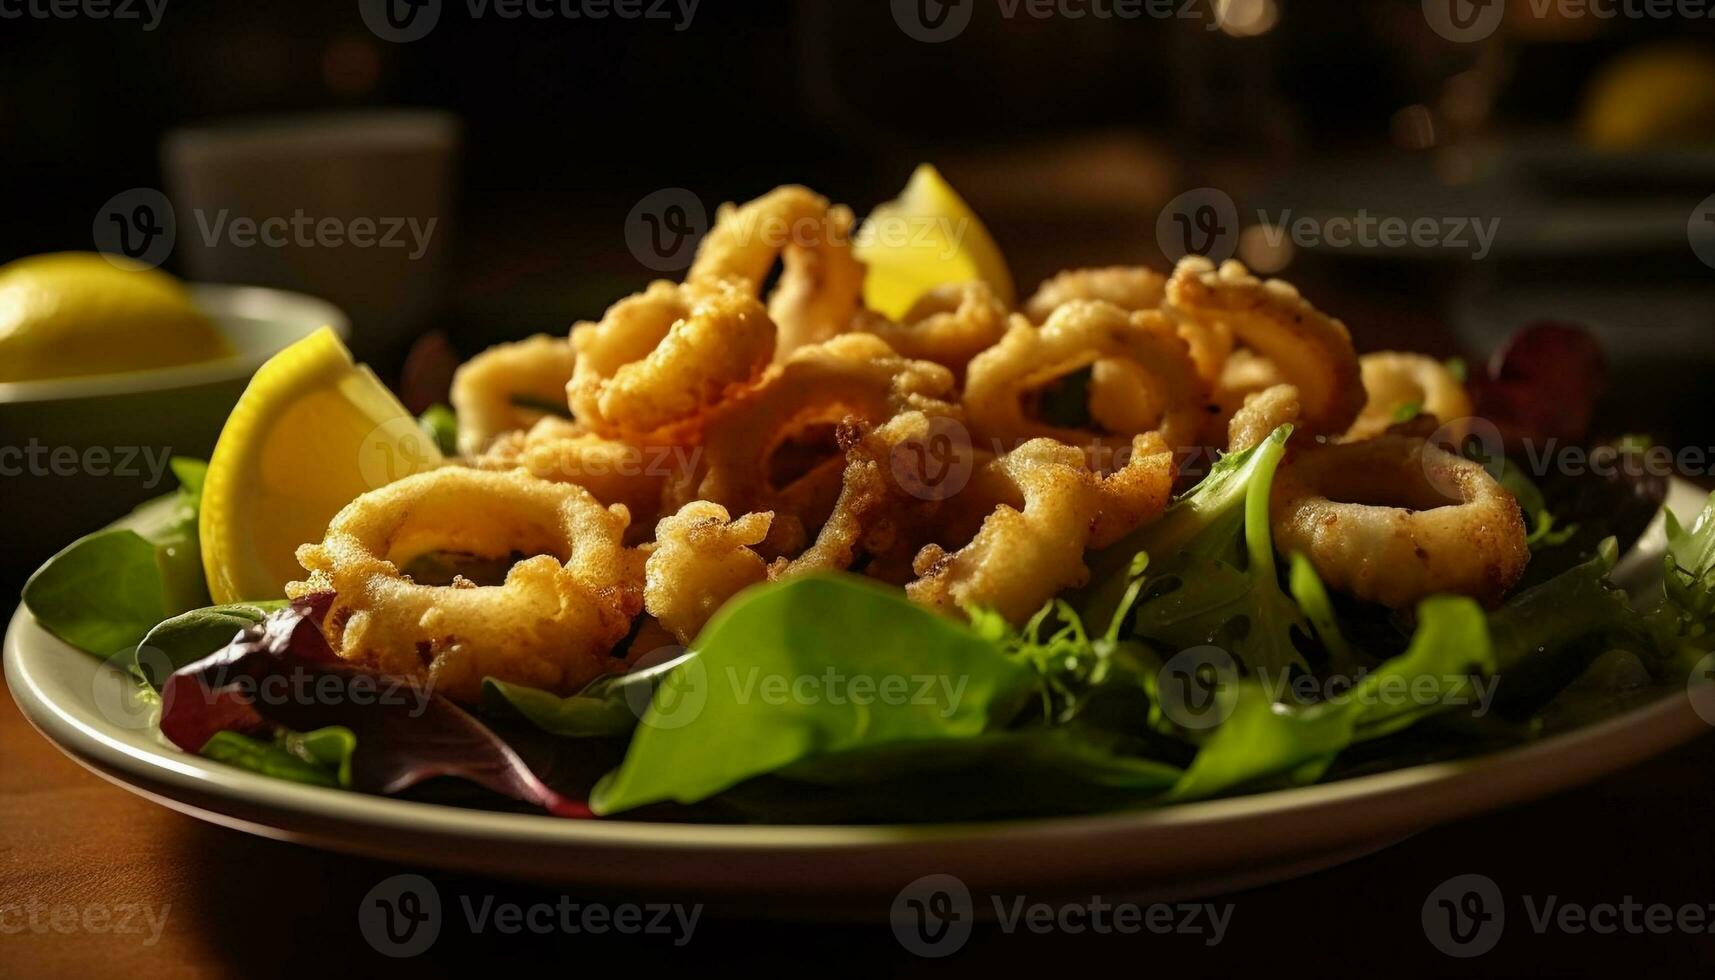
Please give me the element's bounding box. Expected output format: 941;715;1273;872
0;283;350;405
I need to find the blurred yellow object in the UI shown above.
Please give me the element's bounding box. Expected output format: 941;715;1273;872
0;252;231;383
1581;46;1715;151
855;164;1016;320
200;327;442;603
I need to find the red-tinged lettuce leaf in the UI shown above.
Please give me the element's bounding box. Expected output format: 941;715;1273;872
1474;322;1607;448
158;595;592;818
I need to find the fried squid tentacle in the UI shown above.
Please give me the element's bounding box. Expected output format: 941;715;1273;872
645;501;774;646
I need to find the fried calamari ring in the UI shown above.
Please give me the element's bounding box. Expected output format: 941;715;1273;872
476;417;675;535
289;468;641;704
906;439;1099;623
963;301;1207;469
1167;257;1364;437
568;279;775;437
1344;352;1474;442
1227;384;1301;454
1272;436;1529;609
850;281;1009;381
665;335;958;555
688;185;865;362
1023;266;1167;323
450;335;576;456
645;501;773;645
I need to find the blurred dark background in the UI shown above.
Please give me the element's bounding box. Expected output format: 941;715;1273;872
4;0;1715;583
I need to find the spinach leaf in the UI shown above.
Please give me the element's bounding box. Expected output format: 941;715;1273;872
23;457;212;656
590;574;1036;814
200;726;356;788
136;601;288;688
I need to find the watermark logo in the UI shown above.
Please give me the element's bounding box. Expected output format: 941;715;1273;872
0;442;174;488
92;647;177;730
359;0;442;42
1690;193;1715;271
890;415;975;501
1156;645;1240;730
1423;0;1506;42
93;188;175;269
626;644;707;729
359;874;443;957
892;0;973;42
1252;209;1501;261
625;188;709;272
359;418;444;490
1425;415;1506;497
0;897;171;945
1423;874;1505;957
0;0;168;30
1689;652;1715;727
891;873;975;957
1157;187;1240;264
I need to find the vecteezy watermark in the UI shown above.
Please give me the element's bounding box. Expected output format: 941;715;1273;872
1154;645;1501;731
0;897;171;946
1423;874;1506;957
625;188;710;272
1252;209;1501;261
0;442;174;488
892;0;1253;42
0;0;168;30
1422;0;1506;42
147;661;437;727
890;873;1234;957
1427;0;1715;43
890;415;976;501
1424;873;1715;957
94;188;176;269
93;189;438;270
360;0;699;43
1690;193;1715;271
358;874;701;956
1157;187;1242;264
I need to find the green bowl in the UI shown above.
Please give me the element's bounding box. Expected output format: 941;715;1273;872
0;285;350;594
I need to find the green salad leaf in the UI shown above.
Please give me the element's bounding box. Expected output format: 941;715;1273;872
1169;595;1494;800
200;726;356;788
1086;426;1310;676
590;574;1036;814
136;601;288;688
481;654;697;740
417;404;460;457
24;459;212;656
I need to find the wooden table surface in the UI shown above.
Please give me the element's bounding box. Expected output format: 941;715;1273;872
5;661;1715;979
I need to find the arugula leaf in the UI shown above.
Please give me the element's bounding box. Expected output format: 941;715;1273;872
1169;596;1494;800
1090;425;1310;676
723;730;1181;823
1288;551;1352;668
1499;460;1578;550
23;458;212;656
1391;400;1423;424
137;602;288;688
590;574;1036;814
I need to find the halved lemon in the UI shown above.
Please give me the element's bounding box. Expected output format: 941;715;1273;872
854;164;1016;320
0;252;231;383
200;327;442;604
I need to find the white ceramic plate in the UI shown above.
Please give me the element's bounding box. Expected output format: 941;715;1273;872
8;481;1714;913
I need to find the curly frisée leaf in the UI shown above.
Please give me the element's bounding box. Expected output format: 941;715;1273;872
1086;425;1311;677
590;574;1036;814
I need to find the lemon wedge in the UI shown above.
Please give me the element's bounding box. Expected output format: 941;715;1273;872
200;327;442;604
0;252;231;383
854;164;1016;320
